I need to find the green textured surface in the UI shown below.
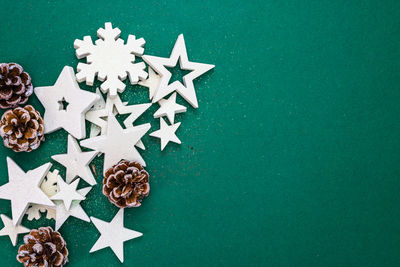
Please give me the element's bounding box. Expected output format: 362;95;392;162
0;0;400;266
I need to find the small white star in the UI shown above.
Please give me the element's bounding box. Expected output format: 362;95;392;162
34;66;100;139
52;135;98;186
142;34;214;108
0;214;30;246
150;118;181;151
80;113;151;174
0;158;54;225
90;208;142;263
54;187;91;231
138;67;161;100
50;177;85;211
154;92;187;124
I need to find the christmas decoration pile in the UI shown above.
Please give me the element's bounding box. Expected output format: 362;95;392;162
0;22;214;265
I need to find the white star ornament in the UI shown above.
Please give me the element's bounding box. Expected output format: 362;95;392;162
153;92;186;124
138;67;161;100
150;117;181;151
0;214;30;246
142;34;214;108
80;113;151;175
50;177;85;211
0;158;54;225
34;66;100;139
54;187;91;231
90;208;142;263
52;135;98;186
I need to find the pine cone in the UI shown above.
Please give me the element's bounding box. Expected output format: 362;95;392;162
0;105;45;152
0;63;33;109
17;227;68;267
103;160;150;208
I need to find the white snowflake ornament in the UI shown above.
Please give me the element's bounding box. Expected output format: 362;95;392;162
40;169;60;197
74;22;148;96
25;205;56;221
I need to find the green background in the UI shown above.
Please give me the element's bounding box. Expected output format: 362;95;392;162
0;0;400;266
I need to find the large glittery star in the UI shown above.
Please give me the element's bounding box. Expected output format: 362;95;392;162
0;158;54;225
80;113;150;174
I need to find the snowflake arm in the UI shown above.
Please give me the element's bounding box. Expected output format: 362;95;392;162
97;22;121;42
74;36;95;59
127;62;148;84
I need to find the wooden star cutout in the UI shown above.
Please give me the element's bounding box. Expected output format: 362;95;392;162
138;67;161;100
150;118;181;151
54;187;91;231
50;177;85;211
142;34;214;108
154;92;186;124
52;135;98;186
87;88;108;137
90;208;142;263
80;113;151;174
0;214;30;246
34;66;100;139
85;91;151;150
0;158;55;225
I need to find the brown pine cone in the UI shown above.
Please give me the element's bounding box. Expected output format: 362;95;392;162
0;63;33;109
103;160;150;208
0;105;45;152
17;227;68;267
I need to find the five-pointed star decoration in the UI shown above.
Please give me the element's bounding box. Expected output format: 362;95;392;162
51;135;98;186
85;90;151;150
0;158;55;225
34;66;100;139
150;118;181;151
90;208;143;263
142;34;215;108
54;187;91;231
80;113;151;175
153;92;187;124
88;88;108;137
50;177;85;211
86;88;130;137
138;67;161;100
0;214;30;246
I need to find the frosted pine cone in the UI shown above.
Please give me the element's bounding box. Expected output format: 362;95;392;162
17;227;69;267
0;63;33;109
103;160;150;208
0;105;45;152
